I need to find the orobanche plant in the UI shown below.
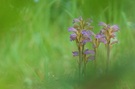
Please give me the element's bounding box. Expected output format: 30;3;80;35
68;17;119;78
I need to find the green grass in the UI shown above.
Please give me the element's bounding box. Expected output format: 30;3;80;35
0;0;135;89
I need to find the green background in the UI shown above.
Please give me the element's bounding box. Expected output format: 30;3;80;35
0;0;135;89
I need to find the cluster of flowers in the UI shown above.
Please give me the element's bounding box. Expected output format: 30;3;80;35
68;17;119;75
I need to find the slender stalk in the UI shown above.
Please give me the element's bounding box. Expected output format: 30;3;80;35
81;45;88;77
82;54;86;77
78;49;81;79
78;46;82;79
94;48;97;68
81;45;85;76
106;43;110;72
83;61;86;77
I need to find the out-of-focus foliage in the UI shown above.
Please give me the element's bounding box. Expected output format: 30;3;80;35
0;0;135;89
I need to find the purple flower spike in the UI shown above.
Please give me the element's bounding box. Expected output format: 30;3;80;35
68;27;77;32
72;51;79;56
84;49;95;55
70;33;77;41
112;25;119;32
99;22;107;27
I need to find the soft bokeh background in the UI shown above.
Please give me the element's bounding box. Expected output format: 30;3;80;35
0;0;135;89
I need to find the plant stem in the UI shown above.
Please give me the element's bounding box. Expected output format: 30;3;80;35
94;48;97;68
106;43;110;72
83;61;86;77
81;45;85;76
78;46;82;79
78;50;81;79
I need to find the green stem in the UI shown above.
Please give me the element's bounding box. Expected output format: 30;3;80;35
94;48;97;68
82;45;86;77
78;46;83;79
78;49;81;79
106;43;110;72
83;61;86;77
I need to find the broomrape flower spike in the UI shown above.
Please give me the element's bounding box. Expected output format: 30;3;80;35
99;22;119;71
68;17;94;78
91;30;107;68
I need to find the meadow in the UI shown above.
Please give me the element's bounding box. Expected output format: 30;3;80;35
0;0;135;89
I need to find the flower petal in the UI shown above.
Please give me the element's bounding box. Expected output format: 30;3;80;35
112;25;119;32
110;33;116;38
73;16;82;23
73;19;80;23
96;34;104;39
104;25;111;30
82;30;92;37
99;38;107;44
99;22;107;27
100;29;105;34
72;51;79;56
68;27;77;32
70;33;77;41
82;38;92;44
